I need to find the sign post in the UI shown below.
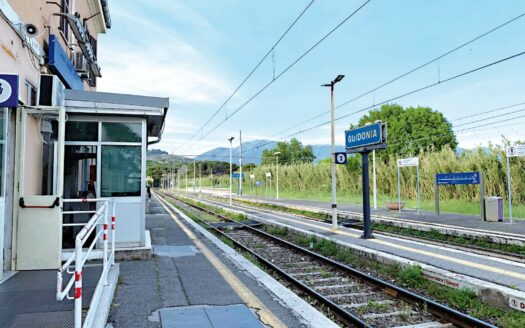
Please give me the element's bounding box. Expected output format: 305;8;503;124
506;145;525;223
345;122;387;239
435;172;484;220
396;157;420;213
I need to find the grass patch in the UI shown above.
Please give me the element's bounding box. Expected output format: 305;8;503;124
265;226;289;236
375;223;525;256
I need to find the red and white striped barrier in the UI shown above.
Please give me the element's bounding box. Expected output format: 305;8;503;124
57;198;116;328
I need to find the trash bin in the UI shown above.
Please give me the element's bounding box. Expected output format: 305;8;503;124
485;196;503;222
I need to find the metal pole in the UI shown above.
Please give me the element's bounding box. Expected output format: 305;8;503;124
330;82;338;230
276;155;279;200
199;164;202;198
177;169;180;191
239;130;243;196
506;155;513;223
193;160;196;192
362;152;373;239
417;165;421;214
397;165;401;212
435;175;440;217
373;149;377;209
210;167;213;191
229;140;233;205
480;172;485;221
74;237;82;328
185;166;188;192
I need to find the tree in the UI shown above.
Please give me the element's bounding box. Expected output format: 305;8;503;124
261;138;315;165
355;104;457;157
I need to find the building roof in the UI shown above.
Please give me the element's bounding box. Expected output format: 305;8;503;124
64;90;169;137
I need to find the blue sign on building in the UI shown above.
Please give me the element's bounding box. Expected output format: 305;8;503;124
436;172;480;185
0;74;19;107
231;173;245;179
48;34;84;90
345;123;383;150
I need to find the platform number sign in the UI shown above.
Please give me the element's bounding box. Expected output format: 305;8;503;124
334;152;347;165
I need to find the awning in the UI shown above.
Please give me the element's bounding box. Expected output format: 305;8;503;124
64;90;169;137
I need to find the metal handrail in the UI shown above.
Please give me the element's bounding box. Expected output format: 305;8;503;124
56;198;117;328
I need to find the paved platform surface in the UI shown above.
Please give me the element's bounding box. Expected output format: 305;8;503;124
108;196;307;328
194;195;525;292
0;266;102;327
240;195;525;235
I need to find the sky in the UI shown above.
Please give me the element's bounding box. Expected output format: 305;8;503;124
97;0;525;156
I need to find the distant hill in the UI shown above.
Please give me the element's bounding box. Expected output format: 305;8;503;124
147;149;192;164
195;139;345;164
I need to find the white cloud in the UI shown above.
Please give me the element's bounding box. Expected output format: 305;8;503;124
98;9;231;105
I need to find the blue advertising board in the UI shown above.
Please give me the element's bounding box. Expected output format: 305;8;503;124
436;172;480;185
0;74;19;107
48;34;84;90
231;173;245;179
345;123;382;149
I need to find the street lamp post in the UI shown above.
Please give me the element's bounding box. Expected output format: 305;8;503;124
274;152;281;200
228;137;235;205
322;74;345;231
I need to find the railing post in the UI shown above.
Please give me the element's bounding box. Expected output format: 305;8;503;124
103;203;109;286
74;236;83;328
111;199;116;266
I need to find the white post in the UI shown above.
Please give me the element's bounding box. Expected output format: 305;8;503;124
111;199;116;265
74;236;82;328
416;165;421;214
229;138;233;205
373;149;377;209
276;155;279;200
397;165;401;212
506;155;513;223
103;203;109;286
193;161;196;192
199;164;202;198
239;130;243;196
330;83;337;230
177;169;180;191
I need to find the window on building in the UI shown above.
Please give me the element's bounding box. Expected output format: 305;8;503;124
101;122;142;142
101;146;141;197
25;81;37;106
66;121;98;141
59;0;70;40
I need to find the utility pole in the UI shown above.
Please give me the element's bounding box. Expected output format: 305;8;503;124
193;160;196;192
228;137;235;205
322;74;345;231
185;165;188;191
199;163;202;198
239;130;243;196
274;152;281;200
210;167;213;191
177;169;180;191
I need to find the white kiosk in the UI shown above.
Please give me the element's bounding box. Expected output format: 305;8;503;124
14;89;168;270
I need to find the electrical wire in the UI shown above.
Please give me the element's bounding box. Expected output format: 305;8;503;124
195;0;372;143
239;49;525;154
179;0;317;151
271;11;525;138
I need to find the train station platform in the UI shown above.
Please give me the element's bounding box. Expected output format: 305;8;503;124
107;194;336;328
240;195;525;236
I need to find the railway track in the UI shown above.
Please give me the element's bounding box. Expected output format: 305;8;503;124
157;191;496;328
191;193;525;264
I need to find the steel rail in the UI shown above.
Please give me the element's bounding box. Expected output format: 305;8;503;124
197;194;525;263
159;191;496;328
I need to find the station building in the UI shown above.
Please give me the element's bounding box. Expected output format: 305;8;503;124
0;0;168;281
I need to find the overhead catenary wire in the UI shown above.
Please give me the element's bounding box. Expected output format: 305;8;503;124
197;0;372;142
179;0;317;151
239;49;525;154
271;11;525;138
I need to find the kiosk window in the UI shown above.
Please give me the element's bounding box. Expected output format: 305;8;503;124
101;146;141;197
101;122;141;142
66;121;98;141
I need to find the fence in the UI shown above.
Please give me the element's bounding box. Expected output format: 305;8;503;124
57;198;116;328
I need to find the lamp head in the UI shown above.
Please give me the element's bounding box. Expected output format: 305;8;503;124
334;74;345;83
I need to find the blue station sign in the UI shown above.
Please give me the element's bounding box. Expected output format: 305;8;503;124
436;172;480;185
0;74;19;107
231;173;245;179
48;34;84;90
345;123;383;150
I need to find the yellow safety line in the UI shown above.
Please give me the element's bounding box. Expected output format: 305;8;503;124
155;193;286;328
259;209;525;281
